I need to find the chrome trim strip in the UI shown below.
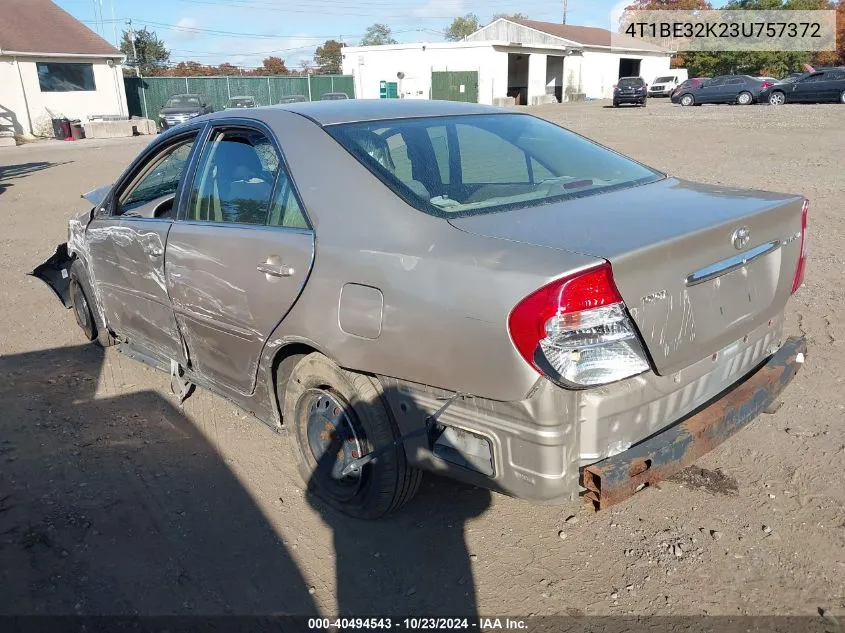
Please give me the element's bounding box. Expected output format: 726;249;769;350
685;239;780;287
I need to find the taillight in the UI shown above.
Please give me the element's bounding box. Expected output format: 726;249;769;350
791;199;808;293
508;263;650;388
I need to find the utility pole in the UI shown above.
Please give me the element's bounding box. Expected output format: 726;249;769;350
126;19;140;77
563;0;568;24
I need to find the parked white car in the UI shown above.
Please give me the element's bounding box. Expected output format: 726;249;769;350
648;70;689;97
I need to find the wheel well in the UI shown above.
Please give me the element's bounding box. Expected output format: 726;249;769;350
272;343;319;424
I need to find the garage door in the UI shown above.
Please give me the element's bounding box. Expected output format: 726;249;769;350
431;71;479;103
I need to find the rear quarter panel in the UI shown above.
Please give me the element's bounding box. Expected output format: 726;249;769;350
256;110;603;402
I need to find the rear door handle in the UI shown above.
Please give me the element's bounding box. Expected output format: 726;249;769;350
256;262;295;277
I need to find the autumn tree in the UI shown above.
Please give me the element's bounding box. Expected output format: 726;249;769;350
445;14;480;40
314;39;344;74
170;61;214;77
120;27;170;75
216;62;240;76
258;56;290;75
360;24;398;46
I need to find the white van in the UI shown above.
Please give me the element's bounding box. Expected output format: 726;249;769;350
648;70;689;97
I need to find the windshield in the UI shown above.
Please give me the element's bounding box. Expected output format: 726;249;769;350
164;95;201;108
327;114;663;218
655;76;675;83
618;78;644;87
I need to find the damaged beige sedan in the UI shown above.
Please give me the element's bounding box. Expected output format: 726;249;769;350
33;101;807;519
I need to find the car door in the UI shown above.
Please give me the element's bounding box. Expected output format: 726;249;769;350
696;77;724;103
165;123;314;395
790;73;821;102
819;70;845;102
87;128;201;361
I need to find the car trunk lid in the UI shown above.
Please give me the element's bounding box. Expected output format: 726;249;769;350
449;177;805;376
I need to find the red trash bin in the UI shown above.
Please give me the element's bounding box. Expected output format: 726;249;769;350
70;121;85;141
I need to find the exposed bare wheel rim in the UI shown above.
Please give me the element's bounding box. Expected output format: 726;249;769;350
681;94;694;106
299;387;366;502
283;353;422;519
738;91;753;105
770;92;785;105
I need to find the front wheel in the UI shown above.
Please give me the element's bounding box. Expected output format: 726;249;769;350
769;91;786;106
737;91;753;105
69;259;115;346
840;90;845;104
283;353;422;519
680;94;694;106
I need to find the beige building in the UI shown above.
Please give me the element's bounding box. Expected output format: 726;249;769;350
0;0;128;137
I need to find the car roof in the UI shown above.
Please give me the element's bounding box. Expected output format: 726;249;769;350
276;99;507;125
169;94;201;98
230;95;254;99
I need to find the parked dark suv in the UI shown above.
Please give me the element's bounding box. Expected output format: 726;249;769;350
158;94;213;131
613;77;647;107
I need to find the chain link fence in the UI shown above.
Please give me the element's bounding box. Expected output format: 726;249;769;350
125;75;355;119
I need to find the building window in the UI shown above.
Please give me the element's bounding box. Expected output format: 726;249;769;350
37;63;96;92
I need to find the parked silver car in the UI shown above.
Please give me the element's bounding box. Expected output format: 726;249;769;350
32;100;808;519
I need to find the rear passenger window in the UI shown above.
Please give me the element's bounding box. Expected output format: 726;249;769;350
187;128;279;225
268;171;309;229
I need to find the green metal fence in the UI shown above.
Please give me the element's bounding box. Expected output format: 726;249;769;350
124;75;356;118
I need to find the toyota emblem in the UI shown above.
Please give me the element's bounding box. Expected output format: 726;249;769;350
731;226;751;250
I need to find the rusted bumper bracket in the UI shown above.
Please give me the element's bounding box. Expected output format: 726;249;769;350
581;336;807;511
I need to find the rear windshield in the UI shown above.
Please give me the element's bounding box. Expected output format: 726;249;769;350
654;76;675;83
618;78;644;87
228;97;255;107
165;95;201;108
327;114;662;217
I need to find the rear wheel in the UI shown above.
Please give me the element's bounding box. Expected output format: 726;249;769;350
680;94;694;106
769;91;785;106
737;91;753;105
283;353;422;519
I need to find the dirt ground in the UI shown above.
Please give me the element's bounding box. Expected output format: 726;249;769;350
0;100;843;619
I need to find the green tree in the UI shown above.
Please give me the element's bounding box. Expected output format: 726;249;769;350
360;23;398;46
491;12;530;22
120;27;170;76
445;13;480;40
314;39;344;74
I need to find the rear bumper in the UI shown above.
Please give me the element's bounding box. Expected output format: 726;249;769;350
614;94;647;104
581;336;806;510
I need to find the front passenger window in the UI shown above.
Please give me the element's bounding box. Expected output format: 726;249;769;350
188;129;279;225
119;138;195;217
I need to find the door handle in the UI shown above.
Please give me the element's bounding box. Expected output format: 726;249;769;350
256;262;295;277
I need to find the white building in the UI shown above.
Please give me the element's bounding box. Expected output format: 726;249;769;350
0;0;128;137
342;18;673;105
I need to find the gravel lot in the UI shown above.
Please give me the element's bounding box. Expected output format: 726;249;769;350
0;99;843;619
